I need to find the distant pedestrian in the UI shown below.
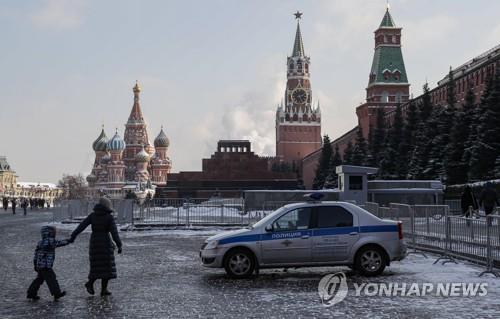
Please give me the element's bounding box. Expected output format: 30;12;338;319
461;186;478;214
69;197;122;296
27;226;70;301
11;198;17;214
479;183;499;225
2;197;8;211
461;186;478;226
21;198;28;216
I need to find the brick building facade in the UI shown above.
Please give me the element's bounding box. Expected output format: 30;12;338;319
385;44;500;124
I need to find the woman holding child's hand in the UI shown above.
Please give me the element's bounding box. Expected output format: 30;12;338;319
70;197;122;296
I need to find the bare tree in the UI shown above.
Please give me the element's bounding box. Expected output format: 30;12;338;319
58;174;88;199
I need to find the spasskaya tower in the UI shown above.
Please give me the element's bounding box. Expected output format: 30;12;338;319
275;11;321;167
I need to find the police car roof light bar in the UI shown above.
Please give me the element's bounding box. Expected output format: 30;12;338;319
304;193;325;201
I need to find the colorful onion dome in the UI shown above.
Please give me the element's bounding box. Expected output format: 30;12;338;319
135;145;150;162
107;129;126;151
92;128;108;152
86;174;97;183
154;127;170;148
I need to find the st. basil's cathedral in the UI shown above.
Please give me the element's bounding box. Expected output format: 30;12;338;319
86;82;172;196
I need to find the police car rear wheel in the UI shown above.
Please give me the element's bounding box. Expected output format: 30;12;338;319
224;249;255;279
355;246;386;276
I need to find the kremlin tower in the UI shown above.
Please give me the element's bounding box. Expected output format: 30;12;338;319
275;12;322;167
356;6;410;137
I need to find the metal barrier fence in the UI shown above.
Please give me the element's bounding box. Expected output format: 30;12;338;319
53;198;500;273
411;205;450;257
53;199;135;224
389;203;412;233
385;203;500;275
135;198;253;226
53;198;254;226
364;202;379;216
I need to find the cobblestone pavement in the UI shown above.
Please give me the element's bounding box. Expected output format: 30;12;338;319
1;210;499;319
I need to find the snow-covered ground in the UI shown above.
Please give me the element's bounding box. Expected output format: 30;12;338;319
5;212;500;318
333;253;500;318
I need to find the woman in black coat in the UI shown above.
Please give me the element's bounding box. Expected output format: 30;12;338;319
70;197;122;296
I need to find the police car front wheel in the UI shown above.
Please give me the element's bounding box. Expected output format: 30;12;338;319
224;248;256;279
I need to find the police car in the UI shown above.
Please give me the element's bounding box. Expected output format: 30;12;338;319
200;194;406;278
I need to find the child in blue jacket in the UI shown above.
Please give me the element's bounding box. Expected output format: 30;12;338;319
27;225;70;300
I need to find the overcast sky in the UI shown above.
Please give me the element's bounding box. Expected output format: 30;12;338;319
1;0;500;183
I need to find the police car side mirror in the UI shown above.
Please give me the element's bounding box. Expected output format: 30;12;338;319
265;224;273;232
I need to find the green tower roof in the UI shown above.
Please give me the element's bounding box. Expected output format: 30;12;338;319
379;9;396;28
369;46;408;84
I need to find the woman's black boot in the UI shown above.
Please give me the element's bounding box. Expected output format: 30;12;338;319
101;279;111;296
85;280;95;295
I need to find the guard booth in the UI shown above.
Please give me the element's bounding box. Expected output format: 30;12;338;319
336;165;378;205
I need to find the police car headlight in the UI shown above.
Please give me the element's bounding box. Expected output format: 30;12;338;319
205;240;219;250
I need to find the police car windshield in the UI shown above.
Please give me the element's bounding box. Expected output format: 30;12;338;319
251;206;289;228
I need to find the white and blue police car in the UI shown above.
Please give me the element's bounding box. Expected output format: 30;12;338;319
200;194;406;278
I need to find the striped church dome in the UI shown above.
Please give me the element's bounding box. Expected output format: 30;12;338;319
92;128;108;152
107;130;126;151
154;127;170;148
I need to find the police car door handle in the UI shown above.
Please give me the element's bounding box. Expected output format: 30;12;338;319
349;232;359;236
301;235;310;239
282;239;292;246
